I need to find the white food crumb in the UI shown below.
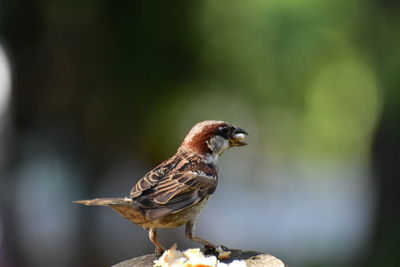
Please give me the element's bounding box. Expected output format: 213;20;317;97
232;133;246;141
153;246;246;267
215;246;231;260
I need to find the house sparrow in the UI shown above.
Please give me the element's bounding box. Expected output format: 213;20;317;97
74;120;248;256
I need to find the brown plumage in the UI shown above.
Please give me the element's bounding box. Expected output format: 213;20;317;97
74;120;248;255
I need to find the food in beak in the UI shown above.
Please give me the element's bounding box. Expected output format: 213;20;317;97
230;132;248;146
232;133;246;141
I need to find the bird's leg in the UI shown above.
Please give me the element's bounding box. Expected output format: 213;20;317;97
185;219;217;251
148;228;165;256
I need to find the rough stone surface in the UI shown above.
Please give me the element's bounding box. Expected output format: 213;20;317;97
245;254;286;267
112;249;286;267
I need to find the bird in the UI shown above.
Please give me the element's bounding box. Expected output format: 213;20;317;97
74;120;248;256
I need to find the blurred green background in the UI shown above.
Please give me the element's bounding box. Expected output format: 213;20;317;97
0;0;399;266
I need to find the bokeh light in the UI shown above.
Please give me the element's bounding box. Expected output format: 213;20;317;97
0;0;398;266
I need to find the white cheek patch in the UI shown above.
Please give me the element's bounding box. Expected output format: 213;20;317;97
207;136;230;155
232;133;246;141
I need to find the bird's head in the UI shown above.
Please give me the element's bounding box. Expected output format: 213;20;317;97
178;120;248;159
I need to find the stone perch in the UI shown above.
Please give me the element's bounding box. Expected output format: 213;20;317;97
112;248;286;267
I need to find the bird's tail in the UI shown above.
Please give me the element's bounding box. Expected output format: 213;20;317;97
73;197;148;225
73;197;132;207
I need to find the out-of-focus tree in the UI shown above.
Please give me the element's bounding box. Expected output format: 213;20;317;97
0;0;399;266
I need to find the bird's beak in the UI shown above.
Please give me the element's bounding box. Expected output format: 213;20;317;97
229;127;248;147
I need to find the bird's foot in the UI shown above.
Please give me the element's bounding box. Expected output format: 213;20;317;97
204;244;229;251
154;247;165;257
219;245;229;250
204;244;230;256
204;245;216;253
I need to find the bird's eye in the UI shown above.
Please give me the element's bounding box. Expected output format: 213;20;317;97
217;126;230;137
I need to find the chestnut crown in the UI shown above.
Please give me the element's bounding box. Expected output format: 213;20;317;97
178;120;248;155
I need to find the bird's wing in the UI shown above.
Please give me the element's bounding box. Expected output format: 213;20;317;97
134;171;217;221
130;154;181;199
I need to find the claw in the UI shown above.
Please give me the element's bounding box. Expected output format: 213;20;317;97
155;247;165;257
204;245;216;253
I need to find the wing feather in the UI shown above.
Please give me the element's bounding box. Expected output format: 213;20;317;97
130;156;179;198
129;152;218;221
137;172;216;220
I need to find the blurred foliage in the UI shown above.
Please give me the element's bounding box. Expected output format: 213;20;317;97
1;0;400;266
4;0;395;163
196;0;383;163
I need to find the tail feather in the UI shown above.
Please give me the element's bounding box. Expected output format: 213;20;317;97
73;197;132;206
73;197;147;225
